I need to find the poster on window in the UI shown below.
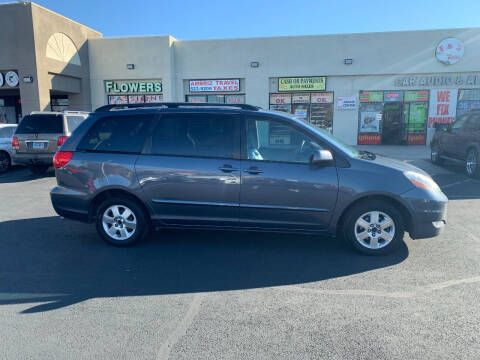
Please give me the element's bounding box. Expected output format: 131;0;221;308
128;95;145;104
108;95;128;105
428;89;458;127
145;94;164;103
359;111;381;133
270;93;291;104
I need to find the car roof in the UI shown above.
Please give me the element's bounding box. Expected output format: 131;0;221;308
0;124;17;127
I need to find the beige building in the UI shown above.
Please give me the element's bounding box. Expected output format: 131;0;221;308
3;2;480;146
0;2;100;123
89;29;480;146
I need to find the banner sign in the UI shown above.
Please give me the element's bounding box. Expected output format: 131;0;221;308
358;134;381;145
145;94;164;103
404;90;429;102
428;89;458;127
360;91;383;102
408;134;426;145
278;77;326;92
270;93;291;104
105;80;162;94
189;79;240;92
311;92;333;103
108;95;128;105
337;96;356;110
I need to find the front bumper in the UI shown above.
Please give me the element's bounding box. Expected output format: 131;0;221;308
402;188;448;239
13;152;54;166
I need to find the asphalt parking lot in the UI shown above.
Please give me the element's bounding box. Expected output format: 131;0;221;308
0;160;479;360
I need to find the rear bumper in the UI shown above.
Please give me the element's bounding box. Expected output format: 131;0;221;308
402;189;448;239
50;185;90;223
13;152;54;166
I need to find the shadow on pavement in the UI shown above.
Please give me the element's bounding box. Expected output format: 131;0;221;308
0;216;408;314
0;167;55;184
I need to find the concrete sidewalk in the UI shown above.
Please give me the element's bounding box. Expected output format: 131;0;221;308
356;145;430;161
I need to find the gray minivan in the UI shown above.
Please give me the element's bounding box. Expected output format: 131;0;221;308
50;103;448;255
13;111;89;174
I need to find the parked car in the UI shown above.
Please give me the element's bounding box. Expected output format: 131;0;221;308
12;111;89;174
431;109;480;177
50;103;447;255
0;124;18;173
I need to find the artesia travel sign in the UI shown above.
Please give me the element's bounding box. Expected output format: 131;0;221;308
105;80;162;94
189;79;240;92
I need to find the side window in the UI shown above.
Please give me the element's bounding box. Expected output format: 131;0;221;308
66;115;87;133
464;114;480;131
77;114;153;153
451;114;469;131
0;128;9;138
150;114;238;159
246;117;323;164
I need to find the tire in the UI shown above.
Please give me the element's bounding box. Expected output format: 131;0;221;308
95;196;150;246
430;143;444;165
342;200;405;255
0;151;11;173
465;148;479;178
29;165;49;175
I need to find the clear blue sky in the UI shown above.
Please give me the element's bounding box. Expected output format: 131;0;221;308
5;0;480;40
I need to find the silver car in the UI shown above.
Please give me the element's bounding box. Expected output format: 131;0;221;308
0;124;17;173
12;111;89;174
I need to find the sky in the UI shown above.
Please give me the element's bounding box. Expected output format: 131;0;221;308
3;0;480;40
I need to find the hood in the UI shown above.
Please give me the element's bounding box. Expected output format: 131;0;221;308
359;154;431;177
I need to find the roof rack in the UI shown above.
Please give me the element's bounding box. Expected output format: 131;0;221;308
94;102;261;112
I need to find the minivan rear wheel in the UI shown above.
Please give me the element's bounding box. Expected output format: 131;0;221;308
342;200;405;255
95;196;149;246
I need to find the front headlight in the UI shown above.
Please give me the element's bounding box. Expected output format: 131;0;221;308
404;171;441;192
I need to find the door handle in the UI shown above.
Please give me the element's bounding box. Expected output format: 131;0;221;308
218;164;239;172
244;167;263;174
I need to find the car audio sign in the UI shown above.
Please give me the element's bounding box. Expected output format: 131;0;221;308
105;80;162;94
189;79;240;92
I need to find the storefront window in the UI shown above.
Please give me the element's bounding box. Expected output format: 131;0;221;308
358;90;428;145
269;92;334;132
186;94;246;104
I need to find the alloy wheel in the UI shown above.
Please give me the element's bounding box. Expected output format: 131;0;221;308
354;211;395;250
466;149;477;176
0;152;10;172
102;205;137;241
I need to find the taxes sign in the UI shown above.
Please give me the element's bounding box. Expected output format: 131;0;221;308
189;79;240;92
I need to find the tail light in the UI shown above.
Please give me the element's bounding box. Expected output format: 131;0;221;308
57;136;68;147
53;151;73;169
12;136;19;150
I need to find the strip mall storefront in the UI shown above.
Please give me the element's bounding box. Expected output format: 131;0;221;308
358;74;480;145
269;76;334;132
184;79;246;104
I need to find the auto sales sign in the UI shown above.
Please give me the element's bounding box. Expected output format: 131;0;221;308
189;79;240;92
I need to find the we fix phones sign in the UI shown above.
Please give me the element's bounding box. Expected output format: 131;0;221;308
428;89;458;127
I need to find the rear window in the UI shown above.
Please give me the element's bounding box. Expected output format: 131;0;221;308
66;115;86;132
16;114;63;134
0;127;16;138
77;114;153;153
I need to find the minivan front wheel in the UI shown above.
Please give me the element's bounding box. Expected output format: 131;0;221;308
95;197;149;246
342;200;405;255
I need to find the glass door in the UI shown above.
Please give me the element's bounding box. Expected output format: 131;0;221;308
404;102;427;145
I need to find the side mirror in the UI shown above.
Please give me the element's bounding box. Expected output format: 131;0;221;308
310;149;333;164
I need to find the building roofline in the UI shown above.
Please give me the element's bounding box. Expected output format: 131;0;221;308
29;1;102;36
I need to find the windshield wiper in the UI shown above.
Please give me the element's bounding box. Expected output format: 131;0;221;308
358;150;376;160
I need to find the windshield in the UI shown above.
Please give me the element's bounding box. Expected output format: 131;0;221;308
16;114;63;134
